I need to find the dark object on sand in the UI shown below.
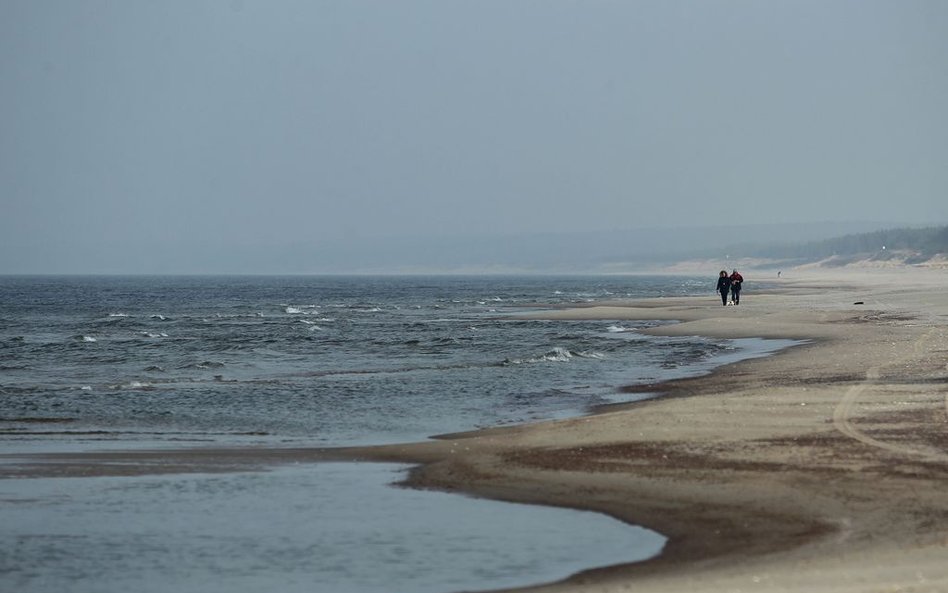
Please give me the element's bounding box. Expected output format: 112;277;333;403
854;301;864;305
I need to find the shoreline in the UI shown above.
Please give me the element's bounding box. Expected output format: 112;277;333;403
3;269;948;591
372;271;948;592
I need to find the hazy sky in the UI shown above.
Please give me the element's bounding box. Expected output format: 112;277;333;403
2;1;947;273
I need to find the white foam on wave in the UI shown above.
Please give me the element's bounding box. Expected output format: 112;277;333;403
607;324;636;333
82;336;98;343
542;347;574;362
110;381;152;390
285;304;319;315
140;331;169;338
504;347;605;366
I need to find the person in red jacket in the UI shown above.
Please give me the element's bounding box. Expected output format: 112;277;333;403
729;269;744;305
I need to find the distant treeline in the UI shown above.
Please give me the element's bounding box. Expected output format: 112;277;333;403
749;225;948;264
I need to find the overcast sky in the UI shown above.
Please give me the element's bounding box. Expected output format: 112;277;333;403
2;1;946;273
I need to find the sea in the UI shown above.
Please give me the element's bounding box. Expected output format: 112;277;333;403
0;275;793;593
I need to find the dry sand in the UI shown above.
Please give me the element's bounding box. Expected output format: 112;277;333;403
4;267;948;592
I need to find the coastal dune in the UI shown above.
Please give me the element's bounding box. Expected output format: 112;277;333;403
4;269;948;592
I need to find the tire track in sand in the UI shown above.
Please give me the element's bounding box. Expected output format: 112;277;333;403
832;327;948;463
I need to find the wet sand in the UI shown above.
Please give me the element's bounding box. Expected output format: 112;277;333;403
4;268;948;592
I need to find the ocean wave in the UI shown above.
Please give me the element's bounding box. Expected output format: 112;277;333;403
0;416;77;424
502;347;605;366
284;304;320;315
139;331;169;338
181;361;225;370
298;318;334;325
110;381;153;390
212;312;266;320
606;324;636;333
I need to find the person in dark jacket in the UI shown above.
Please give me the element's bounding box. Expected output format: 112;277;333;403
729;269;744;305
716;270;731;306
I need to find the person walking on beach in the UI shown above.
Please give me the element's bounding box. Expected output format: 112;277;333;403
716;270;731;306
729;269;744;305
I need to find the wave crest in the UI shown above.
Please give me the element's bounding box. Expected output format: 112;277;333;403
503;347;604;366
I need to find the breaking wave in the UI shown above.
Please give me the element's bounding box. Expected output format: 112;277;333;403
503;347;605;366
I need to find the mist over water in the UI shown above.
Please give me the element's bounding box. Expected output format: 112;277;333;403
5;1;944;589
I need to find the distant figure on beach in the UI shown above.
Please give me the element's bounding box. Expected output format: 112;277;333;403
716;270;731;306
729;269;744;305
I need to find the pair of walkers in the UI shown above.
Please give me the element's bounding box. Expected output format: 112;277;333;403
716;270;743;306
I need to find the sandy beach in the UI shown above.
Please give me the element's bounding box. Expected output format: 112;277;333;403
4;268;948;592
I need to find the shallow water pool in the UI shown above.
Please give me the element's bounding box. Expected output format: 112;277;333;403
0;462;665;593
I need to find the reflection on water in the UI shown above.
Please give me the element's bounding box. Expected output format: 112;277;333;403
0;462;665;593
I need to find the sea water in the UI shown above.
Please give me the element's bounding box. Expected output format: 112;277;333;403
0;464;664;593
0;275;792;592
